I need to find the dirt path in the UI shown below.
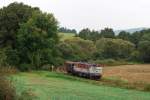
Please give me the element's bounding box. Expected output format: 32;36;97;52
103;64;150;83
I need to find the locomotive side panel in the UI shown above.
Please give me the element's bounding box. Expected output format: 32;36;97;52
73;64;89;74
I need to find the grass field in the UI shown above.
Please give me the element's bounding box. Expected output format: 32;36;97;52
103;64;150;84
10;71;150;100
58;32;76;41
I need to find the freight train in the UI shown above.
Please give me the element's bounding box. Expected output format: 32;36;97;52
65;61;103;80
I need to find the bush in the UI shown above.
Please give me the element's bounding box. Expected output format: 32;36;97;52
18;63;33;71
0;67;17;100
41;64;52;71
0;67;18;75
96;38;135;59
54;57;65;66
58;37;96;61
130;50;141;62
0;48;20;67
0;77;16;100
0;49;7;66
138;33;150;62
5;48;20;66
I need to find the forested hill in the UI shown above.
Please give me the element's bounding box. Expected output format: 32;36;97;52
115;27;148;34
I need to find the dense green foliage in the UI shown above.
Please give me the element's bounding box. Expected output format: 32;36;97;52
95;38;135;59
57;37;96;61
0;2;59;71
0;2;39;48
78;28;115;41
16;11;59;70
78;27;150;63
138;33;150;62
78;28;100;41
100;28;115;38
117;31;132;41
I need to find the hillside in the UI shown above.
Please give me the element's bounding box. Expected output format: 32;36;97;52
115;27;148;34
58;32;76;41
10;71;150;100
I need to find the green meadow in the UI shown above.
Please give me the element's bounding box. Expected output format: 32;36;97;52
10;71;150;100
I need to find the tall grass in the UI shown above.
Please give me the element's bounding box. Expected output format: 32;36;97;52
0;77;16;100
0;67;17;100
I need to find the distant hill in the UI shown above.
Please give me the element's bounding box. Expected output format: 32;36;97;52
114;27;148;34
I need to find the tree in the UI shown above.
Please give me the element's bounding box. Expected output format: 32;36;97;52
78;28;100;41
100;28;115;38
0;2;39;48
130;32;143;47
78;28;91;40
57;37;96;61
117;31;132;41
138;33;150;62
130;29;150;47
90;30;100;41
96;38;135;59
16;11;59;69
58;27;77;33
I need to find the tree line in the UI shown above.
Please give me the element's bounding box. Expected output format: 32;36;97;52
0;2;150;71
58;27;77;33
77;28;150;63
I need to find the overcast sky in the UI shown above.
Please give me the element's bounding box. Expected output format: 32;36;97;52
1;0;150;31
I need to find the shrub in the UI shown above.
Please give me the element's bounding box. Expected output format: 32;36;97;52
144;84;150;91
130;50;141;61
41;64;52;71
54;57;65;66
18;63;33;71
96;38;135;59
0;67;18;75
5;48;20;66
0;67;17;100
0;49;7;66
58;37;96;61
0;77;16;100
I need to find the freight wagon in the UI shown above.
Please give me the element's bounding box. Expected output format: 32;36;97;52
65;61;103;80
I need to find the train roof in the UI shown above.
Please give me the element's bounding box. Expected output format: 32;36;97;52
65;61;103;67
